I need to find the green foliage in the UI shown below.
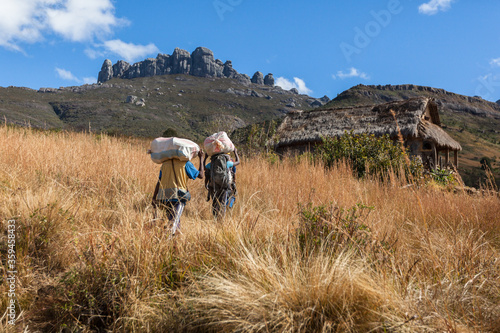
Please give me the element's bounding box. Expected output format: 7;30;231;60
480;156;493;171
316;131;422;179
247;119;278;151
265;151;280;165
428;166;458;186
232;119;281;154
162;127;179;138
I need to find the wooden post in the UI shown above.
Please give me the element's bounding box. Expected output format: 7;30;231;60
454;150;458;168
433;145;438;170
445;149;449;167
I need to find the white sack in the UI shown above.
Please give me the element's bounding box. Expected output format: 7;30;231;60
149;137;200;164
204;131;235;156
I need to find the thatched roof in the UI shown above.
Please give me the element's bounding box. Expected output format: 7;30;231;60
276;97;462;151
418;121;461;151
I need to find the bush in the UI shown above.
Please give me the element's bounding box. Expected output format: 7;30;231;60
480;156;493;171
429;166;458;186
231;120;280;155
162;127;178;138
316;132;423;179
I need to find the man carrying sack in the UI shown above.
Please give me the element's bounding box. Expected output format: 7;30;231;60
203;132;239;219
149;137;204;236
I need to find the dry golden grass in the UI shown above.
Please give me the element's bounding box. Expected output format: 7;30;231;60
1;125;499;332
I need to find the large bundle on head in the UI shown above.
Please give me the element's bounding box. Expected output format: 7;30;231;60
204;131;235;156
149;137;200;164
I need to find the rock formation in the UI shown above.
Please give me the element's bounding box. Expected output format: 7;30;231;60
319;95;331;104
98;46;275;88
251;71;264;85
98;59;113;83
171;48;191;75
264;73;275;86
223;60;237;78
191;47;224;77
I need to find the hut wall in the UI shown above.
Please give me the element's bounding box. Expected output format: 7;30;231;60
275;142;319;156
406;138;422;157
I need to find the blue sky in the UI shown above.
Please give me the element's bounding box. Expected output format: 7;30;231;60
1;0;500;102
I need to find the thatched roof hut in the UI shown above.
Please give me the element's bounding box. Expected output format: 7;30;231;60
275;98;462;168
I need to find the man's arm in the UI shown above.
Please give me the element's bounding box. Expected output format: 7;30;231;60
197;150;205;179
151;180;160;207
232;148;240;167
203;152;209;166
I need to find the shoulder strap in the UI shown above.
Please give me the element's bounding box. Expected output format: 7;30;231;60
171;159;177;183
210;156;215;192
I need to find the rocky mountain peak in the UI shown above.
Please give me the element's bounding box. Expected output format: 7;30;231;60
98;46;275;88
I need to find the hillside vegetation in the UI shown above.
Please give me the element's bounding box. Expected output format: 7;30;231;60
0;75;317;141
1;125;499;332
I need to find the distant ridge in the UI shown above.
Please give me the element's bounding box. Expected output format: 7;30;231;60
98;46;275;88
326;84;500;119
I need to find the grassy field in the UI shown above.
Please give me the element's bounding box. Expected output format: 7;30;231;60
1;125;499;332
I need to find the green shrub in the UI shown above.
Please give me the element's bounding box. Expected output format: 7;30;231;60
429;166;458;186
162;127;178;137
480;156;493;171
316;131;423;179
231;119;280;155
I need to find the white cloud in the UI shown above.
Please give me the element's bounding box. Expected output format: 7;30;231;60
56;68;96;84
418;0;454;15
56;67;80;82
490;58;500;67
332;67;369;80
83;77;96;84
275;77;313;95
46;0;128;42
0;0;127;50
100;39;159;63
84;48;105;60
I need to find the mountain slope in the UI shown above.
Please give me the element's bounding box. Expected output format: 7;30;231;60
0;75;324;141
